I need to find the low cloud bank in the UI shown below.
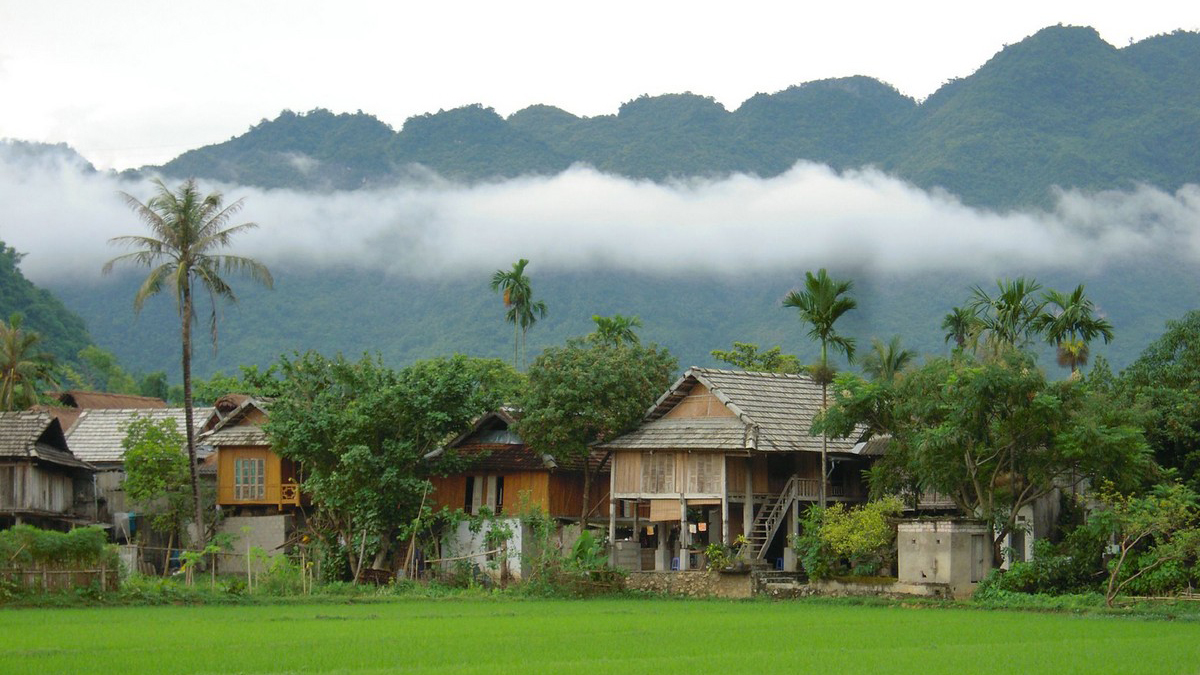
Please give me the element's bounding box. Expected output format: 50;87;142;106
2;145;1198;284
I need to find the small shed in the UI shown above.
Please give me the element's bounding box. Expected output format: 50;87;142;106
896;519;991;599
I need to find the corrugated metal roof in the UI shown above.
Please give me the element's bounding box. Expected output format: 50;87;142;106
0;411;92;470
65;408;210;464
599;367;865;454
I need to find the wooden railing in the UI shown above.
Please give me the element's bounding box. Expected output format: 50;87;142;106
217;481;301;507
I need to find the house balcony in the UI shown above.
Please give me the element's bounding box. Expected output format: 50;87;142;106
216;481;302;509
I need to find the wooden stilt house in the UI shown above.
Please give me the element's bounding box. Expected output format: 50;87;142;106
597;368;874;572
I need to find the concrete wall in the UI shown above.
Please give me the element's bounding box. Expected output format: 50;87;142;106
625;570;753;598
216;514;294;574
897;519;991;599
442;518;527;581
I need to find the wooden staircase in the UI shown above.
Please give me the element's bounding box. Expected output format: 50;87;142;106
747;476;801;560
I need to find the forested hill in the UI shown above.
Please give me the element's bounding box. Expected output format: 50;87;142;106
153;26;1200;209
0;242;93;365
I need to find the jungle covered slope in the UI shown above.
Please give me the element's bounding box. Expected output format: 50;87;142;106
155;26;1200;210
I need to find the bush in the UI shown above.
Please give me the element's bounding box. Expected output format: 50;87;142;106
0;525;117;570
793;498;903;579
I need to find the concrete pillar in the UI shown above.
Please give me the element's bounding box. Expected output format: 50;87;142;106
678;494;689;570
656;524;669;571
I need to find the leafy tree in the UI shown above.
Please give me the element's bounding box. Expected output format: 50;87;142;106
70;345;138;394
266;352;507;578
0;313;56;410
490;258;547;368
191;364;284;404
710;342;801;373
819;349;1153;565
860;335;915;383
103;178;274;547
1092;482;1200;606
518;337;677;527
590;314;642;346
783;268;857;507
121;416;194;539
1036;284;1114;375
1118;311;1200;489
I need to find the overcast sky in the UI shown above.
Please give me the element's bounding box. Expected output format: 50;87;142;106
1;0;1198;170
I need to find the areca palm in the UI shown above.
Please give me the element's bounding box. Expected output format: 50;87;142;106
591;314;642;346
1036;284;1114;375
968;277;1045;352
103;178;273;547
490;258;547;368
861;335;915;383
0;313;56;411
783;268;857;508
941;306;978;351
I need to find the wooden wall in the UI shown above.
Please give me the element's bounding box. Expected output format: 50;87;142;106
429;471;552;515
216;446;284;506
0;463;73;514
662;383;734;419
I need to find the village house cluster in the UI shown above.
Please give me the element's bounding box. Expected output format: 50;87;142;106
0;366;1067;598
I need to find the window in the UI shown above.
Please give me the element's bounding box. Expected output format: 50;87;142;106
641;452;676;494
687;453;721;494
494;476;505;514
464;476;475;514
234;458;265;500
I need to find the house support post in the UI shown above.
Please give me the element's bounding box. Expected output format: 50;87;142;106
721;492;730;546
607;500;617;567
678;494;689;571
783;496;799;572
656;523;669;571
743;457;754;542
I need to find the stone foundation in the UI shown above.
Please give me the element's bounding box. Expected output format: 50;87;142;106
625;570;754;598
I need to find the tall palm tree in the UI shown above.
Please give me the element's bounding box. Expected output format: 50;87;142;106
1036;285;1114;375
591;314;642;346
0;313;56;411
103;178;273;547
783;268;857;508
941;306;977;351
490;259;546;368
861;335;915;383
968;277;1045;353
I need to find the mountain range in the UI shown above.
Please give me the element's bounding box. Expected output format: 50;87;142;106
4;25;1199;381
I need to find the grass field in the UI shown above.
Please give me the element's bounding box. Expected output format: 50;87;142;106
2;598;1199;674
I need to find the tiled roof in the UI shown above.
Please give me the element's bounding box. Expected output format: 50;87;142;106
65;408;210;464
55;391;166;409
202;425;269;447
598;367;864;454
0;411;92;470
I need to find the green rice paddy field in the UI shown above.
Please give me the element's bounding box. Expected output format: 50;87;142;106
2;599;1199;674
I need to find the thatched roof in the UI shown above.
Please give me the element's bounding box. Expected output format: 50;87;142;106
0;411;92;470
65;408;210;465
55;391;166;409
597;367;867;454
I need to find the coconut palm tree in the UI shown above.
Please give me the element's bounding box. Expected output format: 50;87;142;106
103;178;273;547
0;313;56;411
490;258;546;368
1036;285;1114;375
591;314;642;346
861;336;915;383
783;268;857;508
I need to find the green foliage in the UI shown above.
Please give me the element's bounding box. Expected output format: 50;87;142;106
710;342;801;373
0;525;116;570
267;351;509;578
1092;482;1200;605
793;499;902;579
590;314;642;346
1118;311;1200;490
191;364;284;404
0;312;57;410
517;336;677;497
0;242;92;367
828;348;1153;563
120;416;193;538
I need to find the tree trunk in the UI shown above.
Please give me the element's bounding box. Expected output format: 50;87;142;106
181;280;206;549
820;380;828;509
580;462;592;530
